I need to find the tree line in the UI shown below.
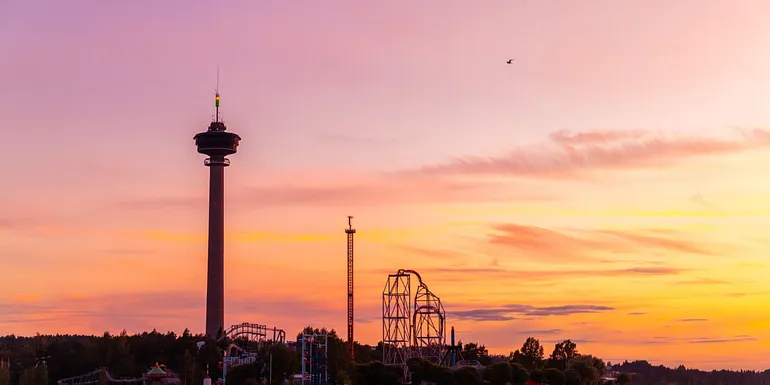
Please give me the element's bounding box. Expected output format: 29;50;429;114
0;329;767;385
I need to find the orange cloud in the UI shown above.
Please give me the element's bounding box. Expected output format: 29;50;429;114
596;229;711;255
486;223;712;262
365;265;686;284
487;224;620;261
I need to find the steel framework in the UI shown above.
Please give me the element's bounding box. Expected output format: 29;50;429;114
382;272;411;367
345;216;356;362
300;333;328;385
214;322;286;385
413;282;446;362
219;322;286;356
382;269;447;379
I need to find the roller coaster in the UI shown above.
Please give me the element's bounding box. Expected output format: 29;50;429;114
58;267;452;385
218;322;286;358
382;268;447;377
215;323;286;385
57;368;144;385
57;322;287;385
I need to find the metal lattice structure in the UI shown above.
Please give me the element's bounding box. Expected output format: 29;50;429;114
382;272;411;367
413;283;446;362
382;269;447;378
219;322;286;356
215;322;286;385
300;334;328;385
345;216;356;362
57;369;143;385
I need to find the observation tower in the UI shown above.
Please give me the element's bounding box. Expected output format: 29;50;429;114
194;88;241;338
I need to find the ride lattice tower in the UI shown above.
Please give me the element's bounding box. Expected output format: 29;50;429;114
300;334;328;385
194;86;242;338
345;216;356;362
382;269;446;382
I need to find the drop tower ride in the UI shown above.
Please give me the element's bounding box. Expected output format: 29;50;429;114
194;86;241;338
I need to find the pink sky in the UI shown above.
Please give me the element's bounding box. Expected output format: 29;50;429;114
3;0;770;371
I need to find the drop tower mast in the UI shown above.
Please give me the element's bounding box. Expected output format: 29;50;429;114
194;76;241;338
346;216;356;361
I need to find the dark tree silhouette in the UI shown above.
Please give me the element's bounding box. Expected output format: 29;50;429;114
616;372;632;385
545;367;567;385
1;331;767;385
548;340;579;371
510;337;545;371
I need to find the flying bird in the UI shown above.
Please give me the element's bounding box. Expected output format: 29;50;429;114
506;59;514;64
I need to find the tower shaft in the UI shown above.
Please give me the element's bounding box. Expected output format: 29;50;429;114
205;158;226;338
345;217;356;362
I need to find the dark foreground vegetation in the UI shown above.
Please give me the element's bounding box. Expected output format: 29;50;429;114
0;328;767;385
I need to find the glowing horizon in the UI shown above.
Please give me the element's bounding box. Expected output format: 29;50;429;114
3;0;770;371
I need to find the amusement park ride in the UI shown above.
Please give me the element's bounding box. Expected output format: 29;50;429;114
382;269;459;383
216;323;287;385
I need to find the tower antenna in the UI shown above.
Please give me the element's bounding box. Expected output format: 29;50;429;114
215;66;221;123
345;216;357;362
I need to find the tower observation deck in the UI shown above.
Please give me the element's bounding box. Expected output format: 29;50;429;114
194;90;241;338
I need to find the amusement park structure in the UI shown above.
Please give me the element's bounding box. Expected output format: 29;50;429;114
216;322;286;385
57;322;287;385
57;364;180;385
382;269;447;380
300;333;329;385
219;322;286;357
58;368;143;385
345;216;356;362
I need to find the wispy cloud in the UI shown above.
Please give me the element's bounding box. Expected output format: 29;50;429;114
107;128;770;210
596;229;712;255
450;304;615;322
689;337;758;344
548;130;648;145
674;318;709;322
627;312;647;316
677;278;729;285
366;265;686;284
486;223;711;262
642;336;757;344
405;128;770;179
518;328;563;335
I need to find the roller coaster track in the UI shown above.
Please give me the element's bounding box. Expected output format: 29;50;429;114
382;268;447;384
57;368;143;385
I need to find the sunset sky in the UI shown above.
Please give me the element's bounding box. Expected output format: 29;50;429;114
3;0;770;371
